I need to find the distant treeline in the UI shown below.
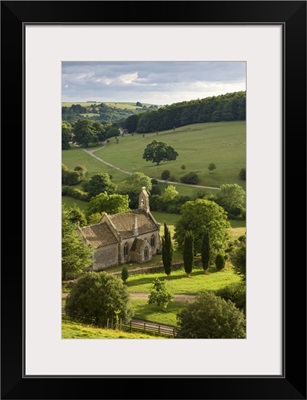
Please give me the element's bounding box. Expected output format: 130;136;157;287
62;102;159;124
124;91;246;133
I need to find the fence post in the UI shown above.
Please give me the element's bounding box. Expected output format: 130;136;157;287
158;325;160;335
130;321;132;332
144;323;146;333
107;318;109;329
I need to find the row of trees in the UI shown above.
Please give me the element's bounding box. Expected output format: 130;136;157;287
124;91;246;133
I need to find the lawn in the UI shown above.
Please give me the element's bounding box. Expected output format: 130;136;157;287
126;265;241;295
130;299;185;327
94;121;246;188
62;196;89;213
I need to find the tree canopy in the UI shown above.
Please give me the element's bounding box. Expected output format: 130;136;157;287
174;199;230;254
87;192;130;217
65;272;133;327
62;207;93;280
176;291;246;338
86;173;117;199
215;183;246;219
73;119;98;147
143;140;178;165
131;91;246;133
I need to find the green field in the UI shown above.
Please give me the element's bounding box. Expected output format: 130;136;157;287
126;265;241;295
94;121;246;188
131;299;184;327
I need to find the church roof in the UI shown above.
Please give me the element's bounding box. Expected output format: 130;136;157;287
108;209;158;239
130;238;146;252
80;221;117;249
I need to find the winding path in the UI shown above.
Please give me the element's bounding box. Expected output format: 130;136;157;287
81;144;220;191
62;292;196;302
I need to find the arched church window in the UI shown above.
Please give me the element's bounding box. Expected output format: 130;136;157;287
124;242;129;256
144;247;149;260
150;235;155;247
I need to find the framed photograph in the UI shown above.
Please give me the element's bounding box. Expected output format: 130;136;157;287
1;1;306;399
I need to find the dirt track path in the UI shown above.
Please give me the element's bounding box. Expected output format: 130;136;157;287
62;292;196;302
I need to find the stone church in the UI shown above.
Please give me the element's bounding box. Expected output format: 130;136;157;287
79;187;161;271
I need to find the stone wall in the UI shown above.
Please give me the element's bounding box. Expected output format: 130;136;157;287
93;244;119;271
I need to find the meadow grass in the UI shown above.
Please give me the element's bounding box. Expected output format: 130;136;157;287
62;316;162;339
94;121;246;188
126;265;241;295
62;196;89;213
130;299;185;327
62;145;128;181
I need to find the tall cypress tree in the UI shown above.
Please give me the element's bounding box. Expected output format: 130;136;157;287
183;231;194;276
201;230;210;273
162;222;173;277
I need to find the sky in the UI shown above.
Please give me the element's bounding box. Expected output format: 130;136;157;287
62;61;246;105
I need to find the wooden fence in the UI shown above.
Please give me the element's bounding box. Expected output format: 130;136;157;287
106;318;177;338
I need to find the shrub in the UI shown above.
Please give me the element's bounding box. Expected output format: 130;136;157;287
148;278;173;309
62;186;90;201
121;265;129;284
180;172;199;185
215;253;225;271
64;171;82;186
161;170;171;180
65;272;133;327
181;165;186;170
176;291;246;338
215;283;246;314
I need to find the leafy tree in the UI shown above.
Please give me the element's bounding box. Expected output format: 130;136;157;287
162;223;173;277
62;120;72;150
239;168;246;181
87;192;130;216
67;206;87;227
208;163;217;172
161;185;179;202
231;235;246;281
125;114;139;133
123;172;152;193
65;272;133;327
176;291;246;338
106;126;120;139
62;207;93;280
161;170;171;180
121;172;152;208
143;140;178;165
183;231;194;276
201;230;210;272
148;278;173;309
174;199;230;254
180;172;199;184
92;121;107;141
215;253;225;271
215;184;246;219
87;173;117;198
73;119;98;147
121;265;129;284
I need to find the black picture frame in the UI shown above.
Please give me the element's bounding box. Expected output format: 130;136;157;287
1;1;306;399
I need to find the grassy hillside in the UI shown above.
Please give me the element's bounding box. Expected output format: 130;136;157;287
94;121;246;188
62;316;163;339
